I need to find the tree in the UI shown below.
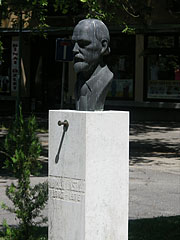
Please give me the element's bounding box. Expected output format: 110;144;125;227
0;0;49;117
79;0;154;30
0;0;155;62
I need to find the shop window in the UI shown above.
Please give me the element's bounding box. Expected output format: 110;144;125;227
107;54;134;100
147;36;174;48
106;35;135;100
111;37;134;51
145;35;180;100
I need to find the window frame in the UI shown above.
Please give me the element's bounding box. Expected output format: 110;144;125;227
144;33;180;102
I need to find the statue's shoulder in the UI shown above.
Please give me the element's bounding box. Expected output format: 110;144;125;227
100;65;113;86
104;65;113;78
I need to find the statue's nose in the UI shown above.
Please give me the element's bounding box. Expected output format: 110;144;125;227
73;42;79;54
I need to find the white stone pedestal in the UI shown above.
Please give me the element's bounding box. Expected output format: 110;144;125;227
49;110;129;240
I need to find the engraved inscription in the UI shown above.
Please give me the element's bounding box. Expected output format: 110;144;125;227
49;176;85;203
49;189;82;203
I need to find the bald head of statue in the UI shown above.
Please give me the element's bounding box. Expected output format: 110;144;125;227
72;19;110;78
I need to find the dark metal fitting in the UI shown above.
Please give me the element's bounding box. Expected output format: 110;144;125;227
58;120;69;131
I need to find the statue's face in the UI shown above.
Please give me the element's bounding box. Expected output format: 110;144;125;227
72;21;102;74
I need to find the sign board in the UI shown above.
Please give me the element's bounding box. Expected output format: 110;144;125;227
55;39;73;62
11;38;19;93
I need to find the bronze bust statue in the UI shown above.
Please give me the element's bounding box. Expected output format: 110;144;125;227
72;19;113;111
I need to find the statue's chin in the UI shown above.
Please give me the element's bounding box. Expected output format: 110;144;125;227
73;62;89;74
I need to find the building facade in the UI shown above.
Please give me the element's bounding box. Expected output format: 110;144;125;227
1;0;180;120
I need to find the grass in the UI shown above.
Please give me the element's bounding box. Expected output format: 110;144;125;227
129;215;180;240
0;226;48;240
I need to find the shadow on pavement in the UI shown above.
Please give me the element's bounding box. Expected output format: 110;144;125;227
39;148;48;177
130;139;180;165
130;121;180;136
1;216;179;240
1;119;180;173
130;121;180;166
129;215;180;240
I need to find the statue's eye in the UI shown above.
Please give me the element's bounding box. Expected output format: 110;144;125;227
78;40;91;47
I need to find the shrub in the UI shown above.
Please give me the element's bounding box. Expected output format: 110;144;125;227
1;107;48;240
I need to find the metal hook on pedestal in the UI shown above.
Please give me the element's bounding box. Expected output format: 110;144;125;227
55;120;69;164
58;120;69;131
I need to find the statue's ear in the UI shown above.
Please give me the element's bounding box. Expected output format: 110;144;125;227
101;39;110;56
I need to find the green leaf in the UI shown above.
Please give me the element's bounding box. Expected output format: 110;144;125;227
9;184;15;194
1;202;8;210
62;8;68;14
11;156;17;163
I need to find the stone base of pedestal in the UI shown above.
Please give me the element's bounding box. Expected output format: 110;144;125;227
49;110;129;240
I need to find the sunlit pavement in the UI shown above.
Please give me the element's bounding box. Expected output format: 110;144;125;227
0;121;180;226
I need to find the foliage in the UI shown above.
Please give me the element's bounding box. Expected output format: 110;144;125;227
0;0;155;48
79;0;154;31
1;107;48;240
4;109;42;176
52;0;83;15
0;0;82;28
0;0;48;29
0;0;155;30
0;222;48;240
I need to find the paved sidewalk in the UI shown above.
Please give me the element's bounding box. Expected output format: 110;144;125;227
0;121;180;226
129;121;180;219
